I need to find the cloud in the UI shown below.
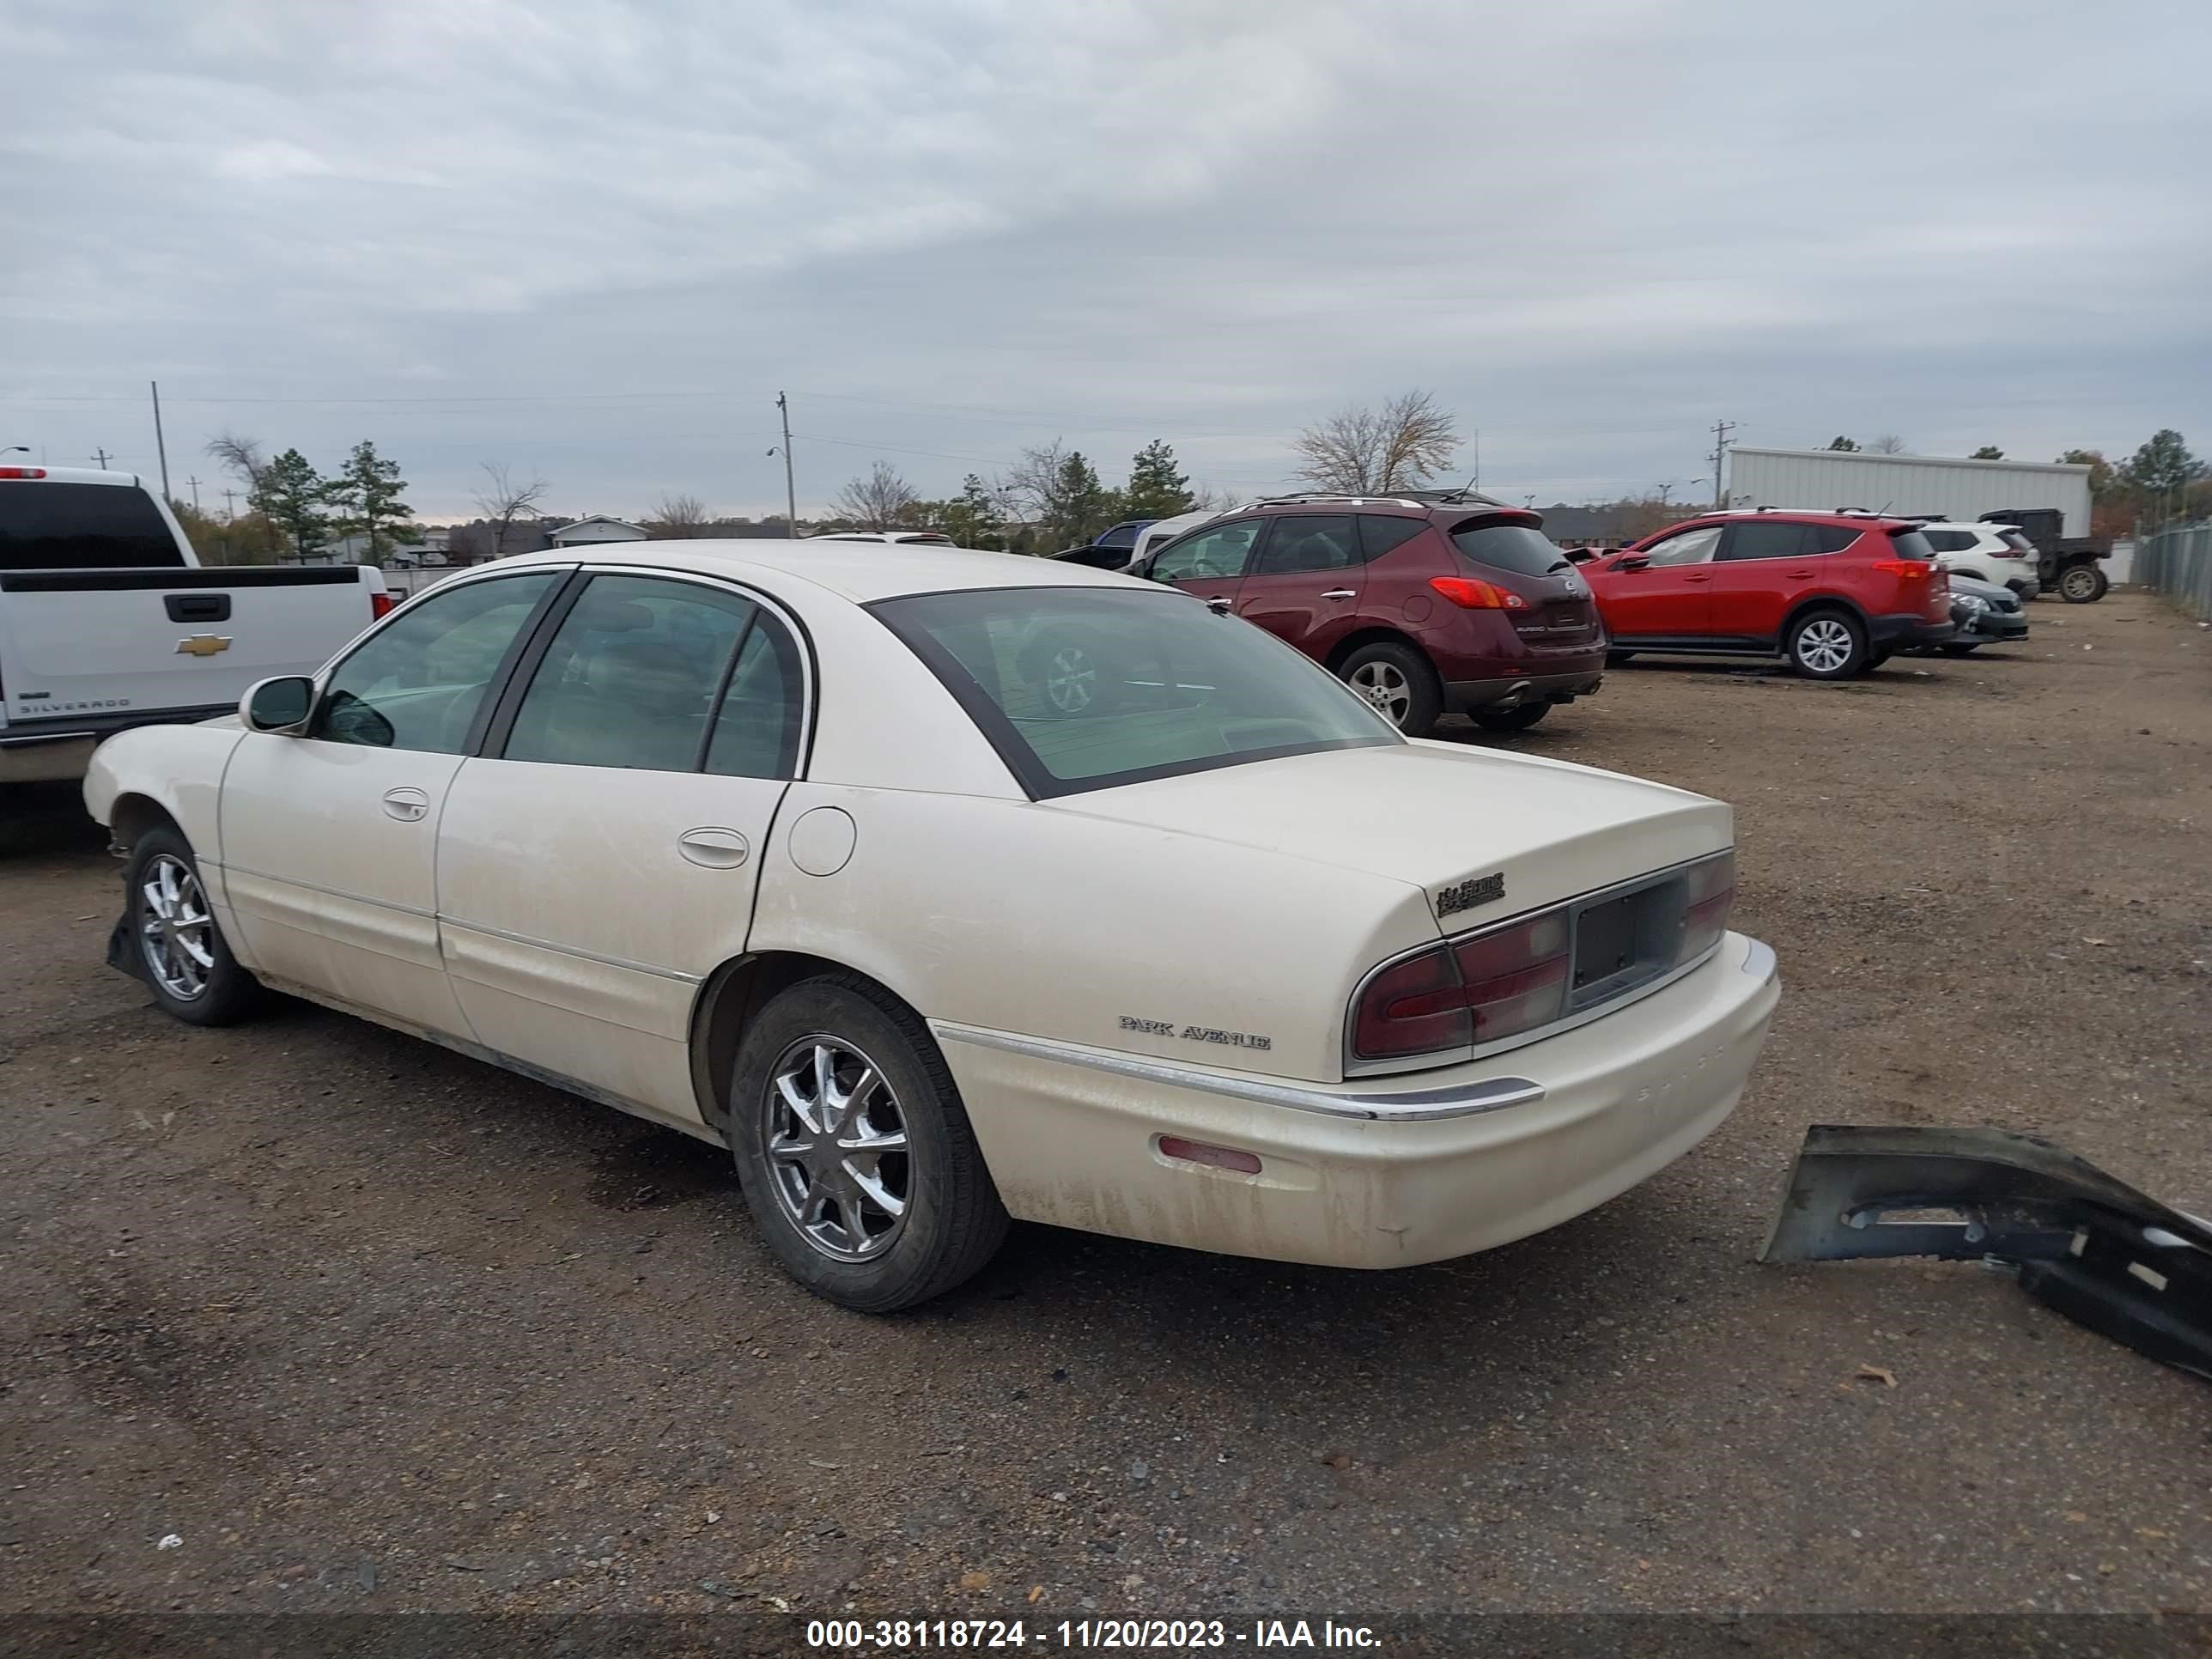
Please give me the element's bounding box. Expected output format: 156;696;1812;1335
2;0;2205;514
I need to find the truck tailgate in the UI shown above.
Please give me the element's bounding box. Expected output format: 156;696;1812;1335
0;566;380;726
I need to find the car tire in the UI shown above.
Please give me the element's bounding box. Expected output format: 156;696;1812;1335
124;825;265;1027
1784;608;1868;680
1338;641;1441;736
726;974;1009;1313
2058;564;2108;604
1017;632;1116;719
1470;702;1550;733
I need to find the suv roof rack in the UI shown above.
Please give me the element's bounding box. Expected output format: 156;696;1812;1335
1241;488;1513;511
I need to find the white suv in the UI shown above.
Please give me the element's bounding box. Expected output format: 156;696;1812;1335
1916;522;2041;599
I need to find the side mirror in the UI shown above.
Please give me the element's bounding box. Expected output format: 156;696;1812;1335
1617;554;1650;572
241;675;315;734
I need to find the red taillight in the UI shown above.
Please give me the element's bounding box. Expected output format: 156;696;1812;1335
370;592;396;618
1430;575;1528;611
1872;559;1929;577
1158;1135;1262;1175
1679;851;1735;963
0;466;46;479
1351;911;1571;1062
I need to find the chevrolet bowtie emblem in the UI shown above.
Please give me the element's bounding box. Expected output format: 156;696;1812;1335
175;635;233;657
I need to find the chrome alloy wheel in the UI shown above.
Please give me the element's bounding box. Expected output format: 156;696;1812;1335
1348;659;1412;726
138;854;215;1001
1042;645;1099;714
1794;617;1855;674
763;1035;912;1261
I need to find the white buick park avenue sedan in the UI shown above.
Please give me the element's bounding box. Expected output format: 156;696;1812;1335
84;542;1779;1310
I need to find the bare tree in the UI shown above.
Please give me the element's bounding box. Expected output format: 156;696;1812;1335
1290;391;1461;494
1000;440;1071;526
649;492;709;538
1866;434;1909;455
832;460;920;531
204;432;282;560
474;462;548;560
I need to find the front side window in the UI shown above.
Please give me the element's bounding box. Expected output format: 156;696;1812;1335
1150;520;1261;582
1635;525;1723;568
313;572;560;753
872;586;1395;798
1253;514;1359;574
501;575;759;772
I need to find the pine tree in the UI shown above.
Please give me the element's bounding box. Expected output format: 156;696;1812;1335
943;474;1003;549
254;449;335;562
1052;452;1112;546
328;441;416;561
1123;439;1194;518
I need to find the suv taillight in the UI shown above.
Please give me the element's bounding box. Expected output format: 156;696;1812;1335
1430;575;1528;611
370;592;396;619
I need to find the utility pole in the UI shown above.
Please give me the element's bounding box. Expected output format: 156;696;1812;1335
185;475;204;513
1472;428;1480;493
150;380;172;502
771;391;799;534
222;487;238;520
93;447;112;469
1708;420;1739;508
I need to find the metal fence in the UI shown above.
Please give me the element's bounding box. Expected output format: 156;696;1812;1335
2134;522;2212;620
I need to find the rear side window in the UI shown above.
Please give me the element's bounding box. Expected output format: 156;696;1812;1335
1810;526;1861;554
1920;530;1972;553
1253;514;1358;574
0;482;185;569
1999;530;2037;554
1720;521;1820;561
1887;529;1936;560
1449;521;1571;578
1358;514;1428;559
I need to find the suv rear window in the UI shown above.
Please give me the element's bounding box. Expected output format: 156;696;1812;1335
1999;530;2037;554
1886;528;1936;560
0;481;186;570
1449;521;1571;579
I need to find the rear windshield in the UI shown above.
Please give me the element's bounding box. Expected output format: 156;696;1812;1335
0;481;185;570
872;586;1396;799
1886;528;1936;560
1450;521;1572;579
1999;530;2037;554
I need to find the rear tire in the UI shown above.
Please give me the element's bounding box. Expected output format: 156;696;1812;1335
2058;564;2108;604
1784;608;1868;680
726;974;1009;1312
1470;702;1550;733
124;826;265;1027
1337;641;1442;737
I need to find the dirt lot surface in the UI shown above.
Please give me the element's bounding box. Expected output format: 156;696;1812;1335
4;591;2209;1627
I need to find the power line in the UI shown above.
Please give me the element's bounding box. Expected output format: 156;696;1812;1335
1708;420;1739;509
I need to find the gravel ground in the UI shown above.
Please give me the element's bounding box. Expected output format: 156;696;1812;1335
3;590;2209;1626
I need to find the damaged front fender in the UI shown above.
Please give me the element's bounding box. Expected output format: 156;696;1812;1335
1762;1125;2212;1382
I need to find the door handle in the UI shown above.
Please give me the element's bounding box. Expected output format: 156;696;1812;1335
678;826;750;869
1682;574;1713;583
1784;568;1815;578
1204;596;1233;613
380;787;429;822
1321;589;1357;600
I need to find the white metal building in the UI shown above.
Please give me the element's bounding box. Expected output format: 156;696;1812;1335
1726;448;2094;537
548;516;648;548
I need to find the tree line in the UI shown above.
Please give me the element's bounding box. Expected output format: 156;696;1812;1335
185;434;416;566
1826;428;2207;537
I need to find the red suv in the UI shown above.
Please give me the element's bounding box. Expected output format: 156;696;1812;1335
1580;510;1954;678
1127;495;1605;735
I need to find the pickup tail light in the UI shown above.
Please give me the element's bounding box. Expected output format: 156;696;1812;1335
0;466;47;479
1430;575;1528;611
370;592;397;619
1350;853;1736;1067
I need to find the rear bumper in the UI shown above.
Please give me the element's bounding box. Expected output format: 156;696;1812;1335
1442;669;1604;714
1869;613;1956;648
934;931;1780;1270
0;704;234;785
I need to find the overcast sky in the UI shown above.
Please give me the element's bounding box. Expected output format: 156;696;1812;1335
4;0;2208;522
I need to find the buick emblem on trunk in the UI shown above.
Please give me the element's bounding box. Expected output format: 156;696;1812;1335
1436;872;1506;917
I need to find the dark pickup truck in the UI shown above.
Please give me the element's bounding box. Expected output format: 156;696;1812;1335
1982;507;2112;603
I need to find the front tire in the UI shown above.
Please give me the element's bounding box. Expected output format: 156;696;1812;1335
1337;641;1442;736
2058;564;2108;604
727;975;1009;1312
1470;702;1550;733
125;826;264;1026
1785;608;1868;680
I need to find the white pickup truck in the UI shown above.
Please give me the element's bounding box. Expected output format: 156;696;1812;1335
0;465;390;786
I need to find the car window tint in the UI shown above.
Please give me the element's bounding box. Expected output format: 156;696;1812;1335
0;481;185;569
873;586;1395;798
502;575;755;772
1253;514;1358;574
1810;526;1861;554
313;572;560;753
1887;528;1936;561
1149;520;1260;582
1721;521;1818;561
1636;526;1723;568
1919;529;1966;552
1358;514;1427;560
1450;522;1572;577
705;614;805;780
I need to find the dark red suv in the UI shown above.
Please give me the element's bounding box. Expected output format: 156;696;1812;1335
1127;495;1605;735
1581;510;1954;678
